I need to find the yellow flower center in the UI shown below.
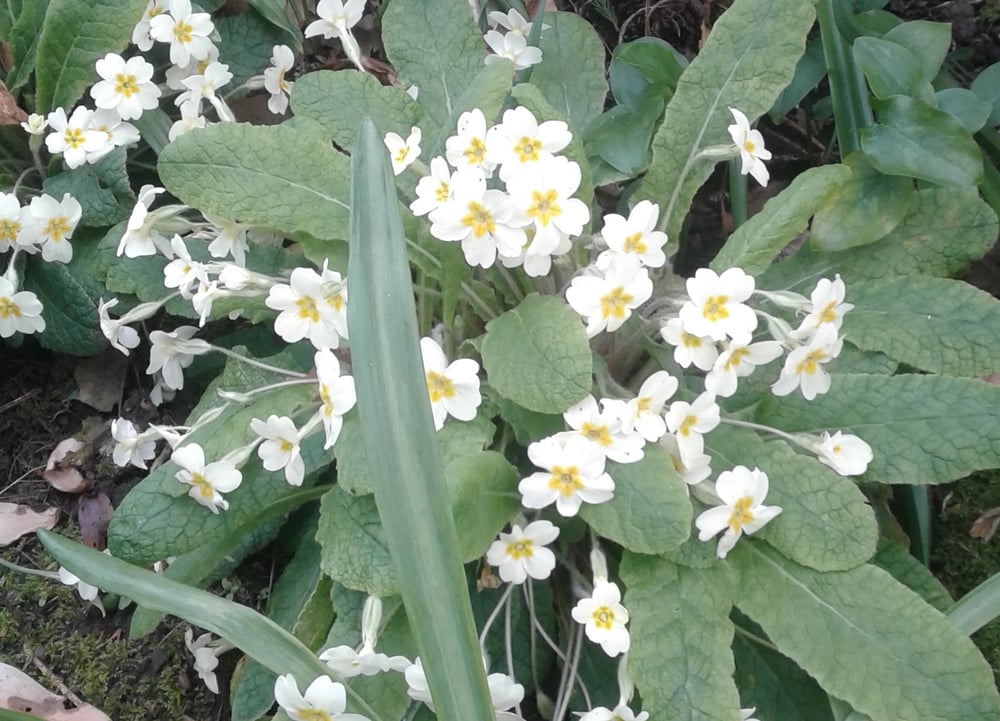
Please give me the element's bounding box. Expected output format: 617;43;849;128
115;73;139;97
548;465;583;496
506;539;533;559
0;219;20;243
681;332;702;348
794;349;827;376
580;422;611;446
64;128;85;149
43;216;71;242
0;297;22;319
464;138;485;165
320;383;332;416
434;182;449;203
277;68;289;92
723;346;748;371
426;371;454;401
296;296;319;322
326;293;343;312
461;201;495;238
591;605;615;630
146;5;163;19
600;286;633;320
173;20;193;44
727;496;755;533
295;710;333;721
622;232;646;254
636;397;650;413
677;414;696;437
279;439;294;452
701;295;729;322
514;136;541;163
190;472;214;499
526;189;561;226
394;146;410;164
742;139;756;154
818;300;837;324
669;452;684;474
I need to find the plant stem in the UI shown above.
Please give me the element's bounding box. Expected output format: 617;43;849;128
816;0;872;156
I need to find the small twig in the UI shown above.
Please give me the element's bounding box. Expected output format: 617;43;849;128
28;651;87;708
0;388;40;415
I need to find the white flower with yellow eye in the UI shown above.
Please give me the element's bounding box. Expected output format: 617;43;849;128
383;126;421;175
486;520;559;584
251;414;305;486
445;108;495;174
485;106;570;183
571;581;630;657
695;465;782;558
728;107;772;187
518;435;615;517
565;255;652;338
172;442;242;514
419;336;481;431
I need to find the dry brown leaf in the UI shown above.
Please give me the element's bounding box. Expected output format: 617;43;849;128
73;350;128;413
43;438;88;493
0;662;111;720
77;493;113;550
0;503;59;546
969;507;1000;542
0;80;27;126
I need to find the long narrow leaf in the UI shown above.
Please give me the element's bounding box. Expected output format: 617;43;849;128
346;118;495;721
948;569;1000;636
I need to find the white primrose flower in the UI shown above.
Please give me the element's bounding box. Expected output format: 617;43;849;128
315;349;356;449
274;674;370;721
319;645;409;677
508;155;589;259
202;212;249;266
428;167;527;269
147;325;211;390
484;29;543;70
251;414;305;486
0;277;44;337
410;156;454;217
486;519;559;584
97;298;147;355
771;322;843;400
20;113;47;136
741;707;761;721
679;267;758;344
695;465;782;559
172;442;242;514
44;107;109;169
488;8;535;35
809;430;873;477
118;184;171;257
163;234;208;298
383;126;421;175
518;435;615;517
266;266;345;350
660;317;719;371
605;370;678;442
0;192;29;252
485;106;571;183
403;657;523;713
304;0;365;37
664;391;721;464
791;274;853;341
88;109;141;163
184;629;232;694
445;108;494;174
90;53;161;120
58;565;104;613
264;44;295;115
704;340;783;398
419;336;482;431
132;0;167;51
319;261;349;340
404;657;434;707
111;418;156;469
565;255;653;338
560;394;645;464
571;581;630;657
175;61;233;110
24;193;81;264
579;704;649;721
596;200;668;270
728;107;772;187
165;45;220;91
169;98;208;141
660;432;712;487
149;0;215;66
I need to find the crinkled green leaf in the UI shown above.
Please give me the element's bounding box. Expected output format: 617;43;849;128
447;451;519;562
637;0;815;242
755;373;1000;485
621;552;739;721
845;275;1000;376
481;294;591;414
936;88;992;134
216;9;294;90
579;445;691;555
732;544;1000;721
428;60;514;158
291;69;427;151
381;0;484;129
34;0;147;110
761;187;998;288
43;147;134;227
704;425;877;572
158;119;351;241
873;540;953;613
852;37;926;100
317;486;398;596
529;11;607;133
712;164;851;275
883;20;951;85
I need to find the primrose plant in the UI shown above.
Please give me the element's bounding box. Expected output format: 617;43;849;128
9;0;1000;720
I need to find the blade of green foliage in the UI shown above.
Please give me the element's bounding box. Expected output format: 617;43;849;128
732;544;1000;721
712;165;851;275
244;0;301;51
381;0;485;129
637;0;815;242
6;0;51;92
882;20;951;85
529;11;607;133
108;355;326;565
481;294;591;414
760;187;998;288
34;0;147;110
43;147;134;227
936;88;992;134
621;552;740;721
344;118;494;721
447;451;519;562
216;9;295;90
845;275;1000;376
852;37;927;100
158;119;351;240
231;526;333;721
862;96;983;187
872;540;953;614
37;531;380;720
705;424;877;572
579;445;691;554
291;70;427;150
755;373;1000;485
770;39;826;121
948;569;1000;636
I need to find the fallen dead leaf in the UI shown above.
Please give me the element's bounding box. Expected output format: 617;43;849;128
0;662;111;720
0;80;27;126
970;507;1000;542
77;493;113;550
43;438;88;494
0;503;59;546
73;350;128;413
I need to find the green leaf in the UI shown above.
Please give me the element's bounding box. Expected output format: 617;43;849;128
216;9;295;90
732;544;1000;721
621;553;740;721
638;0;815;242
583;97;663;177
770;38;826;121
705;425;877;572
245;0;301;51
428;60;514;159
936;88;992;134
862;96;983;187
317;486;398;596
492;394;565;445
754;373;1000;485
579;445;691;555
711;164;851;275
872;540;953;614
845;275;1000;376
810;153;914;252
608;37;685;111
43;147;134;227
948;569;1000;636
381;0;485;129
481;294;592;414
291;70;427;151
446;451;519;562
158;119;351;241
882;20;951;85
529;11;608;133
6;0;50;92
34;0;148;111
852;37;925;100
761;187;998;286
971;62;1000;127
